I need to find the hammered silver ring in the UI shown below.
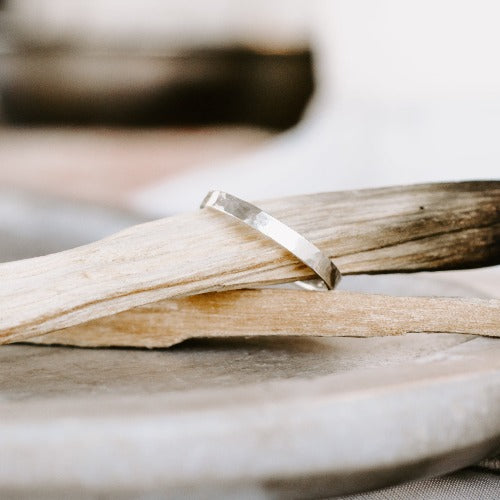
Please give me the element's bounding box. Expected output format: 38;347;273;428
200;190;341;291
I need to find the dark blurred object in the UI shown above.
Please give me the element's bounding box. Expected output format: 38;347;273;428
0;0;313;129
2;49;313;129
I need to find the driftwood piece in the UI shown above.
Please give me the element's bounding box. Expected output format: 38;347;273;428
25;290;500;348
1;181;499;344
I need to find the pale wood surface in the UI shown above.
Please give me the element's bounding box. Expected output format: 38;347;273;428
1;181;498;344
27;290;500;348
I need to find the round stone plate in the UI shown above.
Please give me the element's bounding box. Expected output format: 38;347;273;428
0;191;499;498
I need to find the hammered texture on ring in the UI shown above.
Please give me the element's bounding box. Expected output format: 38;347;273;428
200;190;342;290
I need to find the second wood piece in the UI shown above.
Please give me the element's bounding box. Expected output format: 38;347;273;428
23;290;500;348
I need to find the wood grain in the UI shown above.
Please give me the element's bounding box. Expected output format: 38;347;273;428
23;289;500;348
1;181;499;344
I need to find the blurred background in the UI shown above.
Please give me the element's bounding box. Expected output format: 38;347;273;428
1;0;499;259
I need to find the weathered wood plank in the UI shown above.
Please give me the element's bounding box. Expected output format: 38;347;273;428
22;290;499;348
1;181;499;344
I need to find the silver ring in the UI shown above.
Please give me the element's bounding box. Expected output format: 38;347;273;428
200;190;341;290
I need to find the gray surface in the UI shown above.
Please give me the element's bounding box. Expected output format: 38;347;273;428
2;337;499;498
0;332;478;402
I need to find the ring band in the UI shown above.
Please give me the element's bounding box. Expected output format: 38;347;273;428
200;190;341;290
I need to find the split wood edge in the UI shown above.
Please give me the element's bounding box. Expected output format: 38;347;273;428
19;290;500;348
1;181;499;344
